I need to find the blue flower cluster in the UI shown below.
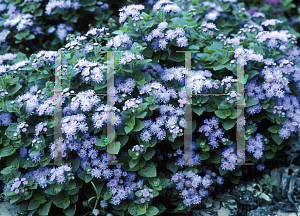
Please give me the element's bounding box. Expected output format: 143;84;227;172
198;117;225;149
170;169;223;207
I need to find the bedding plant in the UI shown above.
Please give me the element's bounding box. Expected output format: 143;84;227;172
0;0;152;58
1;0;300;215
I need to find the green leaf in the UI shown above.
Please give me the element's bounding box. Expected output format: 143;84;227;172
143;11;153;21
212;63;226;71
192;120;197;132
169;51;184;62
34;9;43;17
126;30;140;37
160;178;170;188
1;166;16;175
267;125;279;133
9;196;20;204
33;192;47;204
214;109;231;119
104;190;112;200
120;26;131;32
117;135;129;147
271;133;283;145
95;136;107;147
106;141;121;155
85;6;95;12
212;41;223;51
131;42;145;53
62;195;71;209
189;45;200;50
133;120;146;132
265;150;276;159
219;166;228;176
44;184;63;195
112;30;123;35
147;206;159;216
245;97;259;108
7;84;22;96
26;34;35;40
128;203;147;216
69;14;78;23
137;103;148;112
218;100;231;109
28;199;40;211
230;176;240;184
199;152;210;160
222;119;236;130
129;159;139;168
0;145;16;159
262;103;270;109
63;204;76;216
36;201;51;214
166;160;179;173
143;148;155;161
125;125;134;134
232;168;242;176
138;161;157;177
15;33;23;40
247;70;260;80
149;104;159;111
209;154;220;164
68;187;79;196
193;106;205;116
134;71;146;85
70;160;80;172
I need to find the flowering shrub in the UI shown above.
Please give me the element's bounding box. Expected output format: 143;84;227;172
0;0;150;57
1;0;300;215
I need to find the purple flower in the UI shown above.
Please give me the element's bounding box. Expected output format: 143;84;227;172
216;176;224;185
142;190;149;197
0;113;12;126
100;200;108;208
92;209;100;216
14;189;19;194
140;198;145;203
183;198;192;207
57;175;65;184
29;150;43;163
157;22;168;30
176;37;188;47
158;39;168;49
165;30;177;40
179;188;189;198
256;163;265;171
112;195;121;205
253;150;263;159
19;147;27;158
221;161;229;170
13;181;21;188
279;127;291;139
47;26;56;33
140;130;152;142
118;188;127;200
88;149;98;159
91;168;102;178
114;169;122;177
201;177;213;189
32;26;44;35
261;19;283;26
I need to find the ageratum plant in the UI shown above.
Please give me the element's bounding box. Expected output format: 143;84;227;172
0;0;145;57
1;0;300;215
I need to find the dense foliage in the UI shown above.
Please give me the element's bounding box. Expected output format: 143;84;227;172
1;0;300;215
